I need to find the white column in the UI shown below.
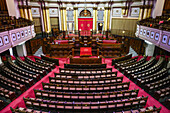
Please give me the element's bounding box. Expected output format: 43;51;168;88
16;42;27;56
22;43;27;56
109;8;112;30
145;40;155;56
152;0;165;18
0;56;2;64
58;7;62;30
9;48;13;56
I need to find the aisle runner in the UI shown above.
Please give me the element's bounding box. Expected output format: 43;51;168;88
1;57;169;113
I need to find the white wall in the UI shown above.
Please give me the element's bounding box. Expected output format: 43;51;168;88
152;0;165;18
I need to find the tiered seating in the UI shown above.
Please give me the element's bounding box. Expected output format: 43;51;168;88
23;96;148;112
124;57;156;76
0;74;26;92
112;54;132;65
0;100;4;110
64;64;106;69
0;16;33;32
41;55;59;66
34;57;55;69
130;57;165;80
0;86;16;101
49;76;123;85
0;65;34;86
113;56;169;110
118;56;147;71
140;68;168;88
16;57;46;76
34;89;139;101
24;56;51;72
18;61;161;113
114;56;139;69
42;82;130;92
59;68;112;74
10;106;162;113
154;87;170;100
54;72;117;79
7;57;40;80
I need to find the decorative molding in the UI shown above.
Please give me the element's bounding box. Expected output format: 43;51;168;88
0;25;36;53
136;25;170;52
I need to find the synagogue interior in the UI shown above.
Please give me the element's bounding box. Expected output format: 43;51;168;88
0;0;170;113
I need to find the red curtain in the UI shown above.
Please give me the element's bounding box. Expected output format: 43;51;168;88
78;18;93;31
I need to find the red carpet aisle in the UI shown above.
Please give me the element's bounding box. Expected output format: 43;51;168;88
1;57;170;113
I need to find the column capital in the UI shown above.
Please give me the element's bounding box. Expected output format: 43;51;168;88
60;7;66;10
104;7;110;10
93;7;97;10
73;7;78;10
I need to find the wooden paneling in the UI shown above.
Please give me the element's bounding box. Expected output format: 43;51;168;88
50;17;59;29
0;0;8;15
130;38;145;55
33;17;42;34
25;38;43;55
111;18;138;38
163;0;170;12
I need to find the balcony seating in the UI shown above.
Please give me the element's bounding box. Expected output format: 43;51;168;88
0;74;26;92
0;65;34;86
59;68;112;74
154;87;170;100
54;72;117;79
7;57;40;80
112;54;132;65
42;82;130;92
41;55;59;66
0;86;16;101
34;89;139;101
24;56;51;72
0;16;33;32
34;57;55;69
137;15;170;31
64;64;106;69
49;76;123;85
23;96;148;111
16;57;46;76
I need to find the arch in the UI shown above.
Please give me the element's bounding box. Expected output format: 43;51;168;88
78;8;93;17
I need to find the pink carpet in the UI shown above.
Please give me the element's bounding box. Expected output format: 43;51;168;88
1;57;169;113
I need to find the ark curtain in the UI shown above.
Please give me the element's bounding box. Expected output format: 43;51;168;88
78;18;93;31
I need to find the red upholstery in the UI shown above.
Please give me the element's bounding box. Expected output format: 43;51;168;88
80;47;92;56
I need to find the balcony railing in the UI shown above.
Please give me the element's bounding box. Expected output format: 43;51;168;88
0;25;36;53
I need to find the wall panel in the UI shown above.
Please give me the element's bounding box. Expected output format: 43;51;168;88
50;17;59;29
